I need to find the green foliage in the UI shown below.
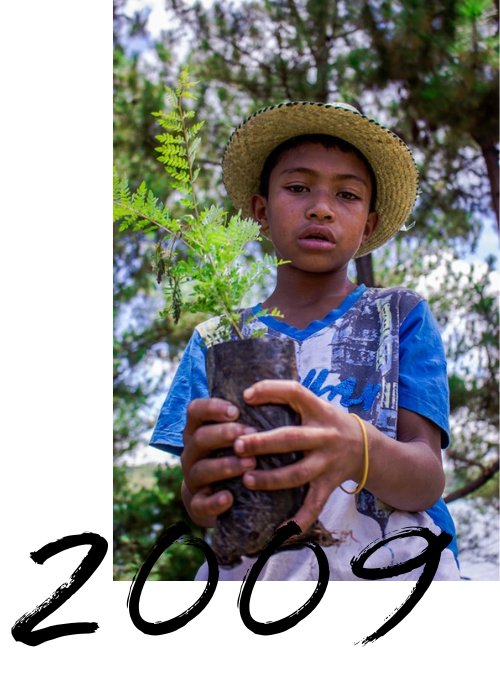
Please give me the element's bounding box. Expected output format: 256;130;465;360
113;465;208;580
114;67;285;345
113;170;174;236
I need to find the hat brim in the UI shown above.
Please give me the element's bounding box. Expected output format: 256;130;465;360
222;101;419;258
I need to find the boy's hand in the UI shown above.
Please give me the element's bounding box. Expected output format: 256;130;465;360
181;398;256;527
233;380;444;537
233;380;365;536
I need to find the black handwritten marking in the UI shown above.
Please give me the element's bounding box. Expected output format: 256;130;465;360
243;520;330;581
351;526;452;645
134;520;219;581
133;520;453;581
305;542;330;581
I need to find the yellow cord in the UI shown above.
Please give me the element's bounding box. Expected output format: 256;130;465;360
340;414;369;495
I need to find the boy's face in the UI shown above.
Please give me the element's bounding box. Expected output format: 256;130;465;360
251;143;378;275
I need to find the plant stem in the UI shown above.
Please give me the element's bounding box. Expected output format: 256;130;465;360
203;248;245;340
113;201;197;254
178;93;200;219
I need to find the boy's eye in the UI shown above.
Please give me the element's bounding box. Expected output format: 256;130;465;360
285;185;308;193
338;191;360;200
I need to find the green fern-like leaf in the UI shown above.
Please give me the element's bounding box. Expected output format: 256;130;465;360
151;73;205;214
113;170;175;237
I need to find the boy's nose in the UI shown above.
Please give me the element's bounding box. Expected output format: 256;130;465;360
306;198;335;221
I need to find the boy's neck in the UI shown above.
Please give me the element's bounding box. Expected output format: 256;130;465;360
262;267;360;330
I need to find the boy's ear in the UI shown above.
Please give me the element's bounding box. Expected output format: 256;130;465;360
250;194;270;231
362;211;379;245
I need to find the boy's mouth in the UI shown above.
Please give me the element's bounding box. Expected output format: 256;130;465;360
298;239;335;250
298;226;335;248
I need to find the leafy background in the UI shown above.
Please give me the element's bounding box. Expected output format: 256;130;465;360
113;0;499;581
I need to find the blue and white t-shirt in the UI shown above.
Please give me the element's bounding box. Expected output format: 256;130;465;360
150;285;461;581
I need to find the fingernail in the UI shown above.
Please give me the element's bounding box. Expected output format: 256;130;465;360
218;493;229;506
243;426;257;435
244;474;255;487
234;439;244;454
243;387;254;400
226;404;238;419
240;457;255;469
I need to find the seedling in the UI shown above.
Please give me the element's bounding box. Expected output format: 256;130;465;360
113;67;285;345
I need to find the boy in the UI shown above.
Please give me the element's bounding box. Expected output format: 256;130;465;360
150;101;461;581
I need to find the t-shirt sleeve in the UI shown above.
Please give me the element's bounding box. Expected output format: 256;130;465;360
149;330;209;456
398;300;450;449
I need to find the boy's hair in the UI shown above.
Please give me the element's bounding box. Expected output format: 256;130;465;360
259;134;377;212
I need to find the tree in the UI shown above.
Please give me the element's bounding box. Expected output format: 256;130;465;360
356;0;499;226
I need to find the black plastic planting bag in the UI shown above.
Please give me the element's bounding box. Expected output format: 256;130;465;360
206;336;336;568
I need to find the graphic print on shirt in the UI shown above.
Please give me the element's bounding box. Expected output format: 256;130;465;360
341;292;400;541
301;369;381;410
292;289;418;544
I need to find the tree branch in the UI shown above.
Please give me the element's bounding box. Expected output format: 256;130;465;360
446;449;491;471
444;460;499;503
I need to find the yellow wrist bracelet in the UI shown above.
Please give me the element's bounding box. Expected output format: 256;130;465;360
340;413;369;495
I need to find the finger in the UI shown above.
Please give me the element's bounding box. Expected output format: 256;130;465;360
189;487;234;520
183;422;256;467
187;454;256;492
242;453;324;491
183;397;240;442
234;426;333;457
242;380;324;416
277;482;332;536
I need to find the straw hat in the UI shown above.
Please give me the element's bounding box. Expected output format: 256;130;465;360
222;101;419;258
